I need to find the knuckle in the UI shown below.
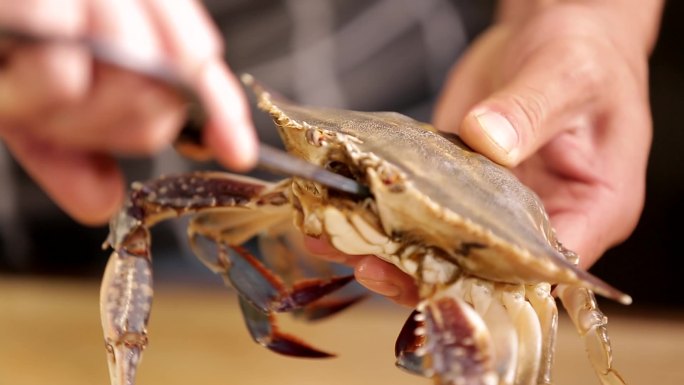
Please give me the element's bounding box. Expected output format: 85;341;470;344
2;45;89;117
507;87;548;143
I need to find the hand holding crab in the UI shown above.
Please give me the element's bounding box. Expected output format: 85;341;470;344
0;0;257;224
315;1;662;307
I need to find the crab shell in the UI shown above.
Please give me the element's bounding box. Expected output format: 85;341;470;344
249;75;628;304
99;75;630;385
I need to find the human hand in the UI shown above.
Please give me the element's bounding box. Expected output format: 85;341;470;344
435;2;659;268
305;236;420;307
310;1;662;307
0;0;258;225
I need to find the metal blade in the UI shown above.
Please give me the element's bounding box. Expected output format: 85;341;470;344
258;144;369;196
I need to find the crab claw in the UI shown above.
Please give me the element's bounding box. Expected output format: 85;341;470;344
395;309;427;376
224;245;355;313
239;297;333;357
190;235;354;357
295;294;367;321
225;246;352;357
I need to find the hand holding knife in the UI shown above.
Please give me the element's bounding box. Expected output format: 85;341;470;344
0;25;369;197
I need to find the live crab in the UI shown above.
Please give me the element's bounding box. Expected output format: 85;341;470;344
100;75;631;385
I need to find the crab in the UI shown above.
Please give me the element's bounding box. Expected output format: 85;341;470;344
100;74;631;385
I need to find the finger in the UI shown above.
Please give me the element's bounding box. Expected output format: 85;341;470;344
142;0;258;171
201;65;258;172
0;0;83;35
0;0;89;119
0;44;89;119
551;211;599;269
2;127;124;225
517;158;627;271
140;0;222;72
355;256;419;308
458;40;607;167
522;145;641;271
550;201;640;271
302;236;419;306
89;0;165;62
35;64;186;155
542;111;648;269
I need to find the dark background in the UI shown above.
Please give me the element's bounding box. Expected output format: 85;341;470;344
0;1;681;308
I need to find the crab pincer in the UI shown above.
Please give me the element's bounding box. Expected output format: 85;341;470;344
396;295;498;385
189;239;353;357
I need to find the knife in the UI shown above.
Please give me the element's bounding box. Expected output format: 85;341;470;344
0;26;370;197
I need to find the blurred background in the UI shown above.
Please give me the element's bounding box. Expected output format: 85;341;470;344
0;1;682;384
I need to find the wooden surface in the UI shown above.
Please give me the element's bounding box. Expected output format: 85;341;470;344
1;277;683;385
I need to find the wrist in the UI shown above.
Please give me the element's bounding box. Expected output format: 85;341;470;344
577;0;664;56
496;0;664;56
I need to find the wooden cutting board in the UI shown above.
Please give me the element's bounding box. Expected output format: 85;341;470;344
0;277;682;385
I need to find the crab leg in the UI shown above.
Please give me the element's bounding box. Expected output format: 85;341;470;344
100;228;152;385
189;217;355;357
238;296;334;357
557;284;627;385
467;279;517;385
101;172;285;385
499;284;542;385
525;283;558;385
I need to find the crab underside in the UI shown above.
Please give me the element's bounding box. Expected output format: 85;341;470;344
100;76;630;385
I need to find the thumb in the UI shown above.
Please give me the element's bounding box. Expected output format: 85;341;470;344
458;43;604;167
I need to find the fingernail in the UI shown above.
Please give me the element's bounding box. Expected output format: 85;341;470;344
474;110;518;154
356;278;401;298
